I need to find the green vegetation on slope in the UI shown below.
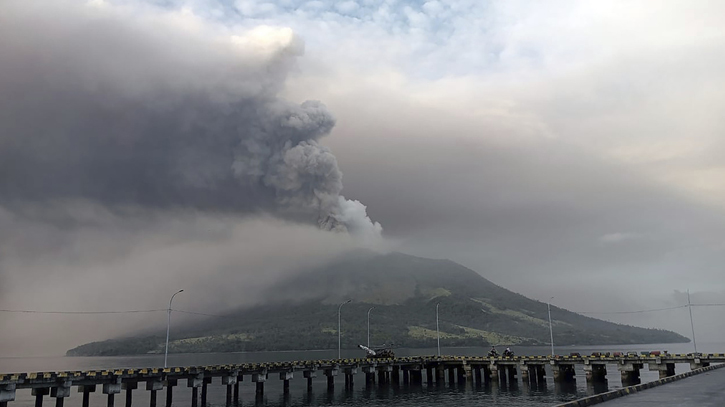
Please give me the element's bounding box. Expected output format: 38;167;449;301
66;252;689;356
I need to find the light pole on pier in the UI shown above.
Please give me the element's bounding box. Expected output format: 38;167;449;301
687;290;698;354
547;297;555;357
367;306;375;348
436;302;441;357
164;289;184;368
338;299;352;359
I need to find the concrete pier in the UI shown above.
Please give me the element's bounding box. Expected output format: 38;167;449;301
2;353;724;407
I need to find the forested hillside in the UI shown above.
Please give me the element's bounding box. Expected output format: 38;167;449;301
67;252;688;356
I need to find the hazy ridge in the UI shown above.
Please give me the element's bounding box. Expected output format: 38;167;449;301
67;251;688;356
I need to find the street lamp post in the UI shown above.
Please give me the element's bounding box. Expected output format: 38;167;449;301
338;299;351;359
367;307;375;348
547;297;555;357
164;289;184;368
687;290;698;354
436;302;441;357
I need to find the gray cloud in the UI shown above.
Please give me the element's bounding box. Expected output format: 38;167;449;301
0;0;385;356
0;0;380;239
3;0;725;355
0;204;360;356
304;78;725;340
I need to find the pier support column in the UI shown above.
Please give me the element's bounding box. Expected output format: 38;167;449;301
411;370;423;385
656;363;676;379
51;381;72;407
146;380;163;407
344;367;356;389
222;372;238;406
303;370;316;391
551;364;575;382
402;369;409;385
521;365;529;382
506;366;517;383
481;366;492;383
279;371;293;394
324;368;339;391
103;378;122;407
447;368;455;385
188;374;203;407
1;384;17;406
78;385;96;407
435;366;445;385
122;381;137;407
456;366;464;384
252;373;266;395
584;364;607;383
426;367;433;384
489;365;498;383
648;362;676;379
474;366;482;385
164;379;176;407
233;374;242;405
32;387;49;407
498;366;507;385
377;365;392;385
392;366;400;385
201;377;211;407
618;363;642;385
361;366;375;386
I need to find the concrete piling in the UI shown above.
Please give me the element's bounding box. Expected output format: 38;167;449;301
122;381;137;407
648;362;676;379
32;388;48;407
324;368;338;391
164;379;176;407
188;374;203;407
552;364;576;382
77;385;95;407
233;378;240;405
279;371;293;394
304;370;316;390
103;379;121;407
584;364;607;383
343;367;356;389
618;363;642;385
146;379;163;407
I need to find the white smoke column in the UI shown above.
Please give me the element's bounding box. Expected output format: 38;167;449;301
0;0;382;241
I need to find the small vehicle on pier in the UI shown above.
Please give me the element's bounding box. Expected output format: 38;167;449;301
358;344;395;359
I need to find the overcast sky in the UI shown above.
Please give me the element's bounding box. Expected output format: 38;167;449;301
1;0;724;356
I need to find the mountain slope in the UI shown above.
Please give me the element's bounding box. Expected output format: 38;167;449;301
67;251;688;356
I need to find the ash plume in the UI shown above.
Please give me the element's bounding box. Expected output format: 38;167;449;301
0;0;381;240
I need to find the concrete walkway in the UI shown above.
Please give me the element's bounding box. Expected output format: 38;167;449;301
600;366;725;406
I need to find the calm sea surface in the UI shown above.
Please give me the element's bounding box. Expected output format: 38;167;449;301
2;342;722;407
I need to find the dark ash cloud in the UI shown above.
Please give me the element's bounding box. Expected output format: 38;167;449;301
0;0;380;239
